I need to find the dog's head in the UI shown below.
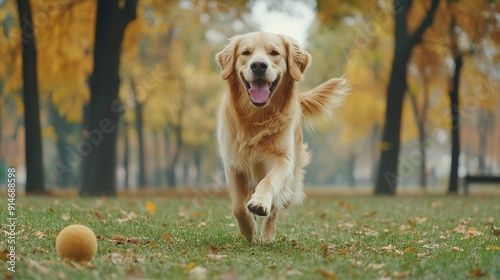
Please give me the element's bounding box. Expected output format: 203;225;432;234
216;32;311;107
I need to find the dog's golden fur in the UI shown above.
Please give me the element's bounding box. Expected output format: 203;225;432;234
216;32;348;242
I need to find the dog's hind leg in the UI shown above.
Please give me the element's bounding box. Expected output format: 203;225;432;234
260;205;278;242
228;169;257;242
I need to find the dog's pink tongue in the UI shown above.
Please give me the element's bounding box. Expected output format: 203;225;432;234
248;81;270;104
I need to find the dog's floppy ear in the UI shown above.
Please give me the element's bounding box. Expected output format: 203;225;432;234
215;36;240;80
280;35;311;82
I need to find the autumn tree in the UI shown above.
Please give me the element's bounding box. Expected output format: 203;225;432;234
374;0;440;195
443;0;496;193
80;0;138;196
406;42;447;189
16;0;45;194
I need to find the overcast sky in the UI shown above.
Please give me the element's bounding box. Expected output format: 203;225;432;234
250;0;316;47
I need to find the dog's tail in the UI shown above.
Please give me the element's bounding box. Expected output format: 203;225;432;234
299;77;350;127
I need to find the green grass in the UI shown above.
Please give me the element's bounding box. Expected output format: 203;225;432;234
1;195;499;279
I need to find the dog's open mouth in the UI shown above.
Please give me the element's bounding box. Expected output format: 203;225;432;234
242;76;279;107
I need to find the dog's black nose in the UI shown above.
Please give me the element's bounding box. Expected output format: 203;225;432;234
250;60;268;75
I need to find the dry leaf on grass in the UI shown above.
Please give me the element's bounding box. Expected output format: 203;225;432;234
61;213;70;221
380;244;396;252
161;233;172;242
486;245;500;250
0;250;9;261
422;243;439;249
364;210;378;218
469;269;486;277
32;247;49;254
190;266;207;280
145;201;156;215
317;267;336;279
365;263;386;270
207;253;227;260
110;234;128;244
392;270;409;278
185;262;197;271
33;231;45;239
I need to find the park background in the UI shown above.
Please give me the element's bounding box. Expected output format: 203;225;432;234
1;0;499;196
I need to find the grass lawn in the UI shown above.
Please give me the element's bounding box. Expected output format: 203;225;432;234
1;194;499;279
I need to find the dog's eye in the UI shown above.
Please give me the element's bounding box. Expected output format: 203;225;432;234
270;50;280;56
242;50;251;56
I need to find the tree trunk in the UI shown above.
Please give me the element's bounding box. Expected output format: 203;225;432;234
193;147;202;186
131;79;146;188
477;111;491;172
447;54;463;194
347;148;356;187
166;125;182;188
374;48;410;194
49;100;78;187
80;0;138;196
374;0;440;195
154;130;163;186
123;120;129;189
17;0;45;194
417;121;427;189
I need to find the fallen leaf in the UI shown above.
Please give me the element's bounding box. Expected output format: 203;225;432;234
337;249;347;255
111;234;128;244
207;253;227;260
392;271;409;278
422;243;439;249
0;250;9;261
185;262;197;271
414;216;427;224
464;227;483;238
161;233;172;242
128;237;141;245
61;213;70;221
349;259;362;266
431;200;441;208
89;210;105;219
33;247;49;254
33;231;45;239
492;226;500;236
317;267;336;279
191;211;201;218
486;245;500;250
287;268;304;276
398;225;411;232
189;266;207;280
417;252;431;258
126;265;144;279
364;210;378;218
218;270;239;280
366;263;386;270
451;247;462;252
380;244;396;252
145;201;156;215
110;253;123;264
469;269;485;277
198;221;207;228
403;247;416;253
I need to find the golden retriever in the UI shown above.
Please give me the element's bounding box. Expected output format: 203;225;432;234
216;32;348;242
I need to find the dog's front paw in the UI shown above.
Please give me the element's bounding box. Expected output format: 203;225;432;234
247;194;271;216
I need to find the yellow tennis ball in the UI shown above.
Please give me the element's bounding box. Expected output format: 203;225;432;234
55;224;97;262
